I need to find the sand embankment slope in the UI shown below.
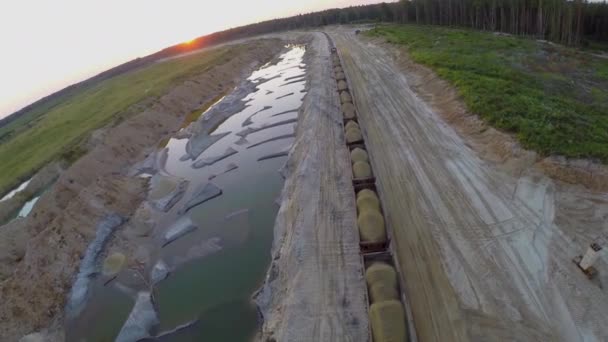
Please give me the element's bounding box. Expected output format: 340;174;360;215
255;32;369;342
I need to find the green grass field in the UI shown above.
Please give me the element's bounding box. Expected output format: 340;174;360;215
0;44;240;196
367;25;608;162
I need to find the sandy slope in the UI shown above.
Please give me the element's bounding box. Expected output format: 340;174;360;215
329;27;608;341
255;32;369;342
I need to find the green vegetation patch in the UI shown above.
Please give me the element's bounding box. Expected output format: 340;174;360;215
0;45;242;196
368;25;608;162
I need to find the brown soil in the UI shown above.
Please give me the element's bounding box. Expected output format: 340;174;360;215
0;39;282;340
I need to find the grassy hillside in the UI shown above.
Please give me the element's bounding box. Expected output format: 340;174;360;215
368;25;608;162
0;45;237;196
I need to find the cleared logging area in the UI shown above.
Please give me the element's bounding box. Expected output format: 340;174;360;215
368;24;608;163
0;45;242;197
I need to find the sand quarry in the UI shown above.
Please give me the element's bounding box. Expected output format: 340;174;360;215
0;28;607;341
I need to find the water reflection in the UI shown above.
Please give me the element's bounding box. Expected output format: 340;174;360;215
69;45;308;342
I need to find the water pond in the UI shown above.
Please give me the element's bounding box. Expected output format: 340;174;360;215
67;45;307;342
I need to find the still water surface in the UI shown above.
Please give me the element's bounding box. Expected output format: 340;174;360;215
68;46;307;341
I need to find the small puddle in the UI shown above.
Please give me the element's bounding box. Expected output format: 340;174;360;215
0;178;31;202
17;195;40;217
67;45;307;342
0;177;48;225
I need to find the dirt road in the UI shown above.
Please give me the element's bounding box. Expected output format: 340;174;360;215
329;27;608;341
255;32;369;342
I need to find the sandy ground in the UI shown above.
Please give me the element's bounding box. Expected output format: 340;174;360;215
0;39;282;341
329;26;608;341
255;32;369;342
2;26;607;342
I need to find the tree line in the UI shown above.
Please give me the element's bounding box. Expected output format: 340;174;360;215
161;0;608;52
388;0;608;45
3;1;606;128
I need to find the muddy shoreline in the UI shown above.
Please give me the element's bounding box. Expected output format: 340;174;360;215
0;38;283;341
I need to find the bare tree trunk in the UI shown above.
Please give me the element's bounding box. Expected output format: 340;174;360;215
575;0;584;45
538;0;544;37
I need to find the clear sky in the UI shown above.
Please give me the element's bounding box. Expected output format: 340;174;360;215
0;0;383;119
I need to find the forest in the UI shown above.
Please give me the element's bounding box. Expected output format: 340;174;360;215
171;0;608;52
384;0;608;45
3;0;606;130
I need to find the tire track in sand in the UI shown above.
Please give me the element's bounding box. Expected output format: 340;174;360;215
329;26;608;342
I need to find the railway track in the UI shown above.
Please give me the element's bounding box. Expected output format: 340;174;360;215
325;32;417;342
